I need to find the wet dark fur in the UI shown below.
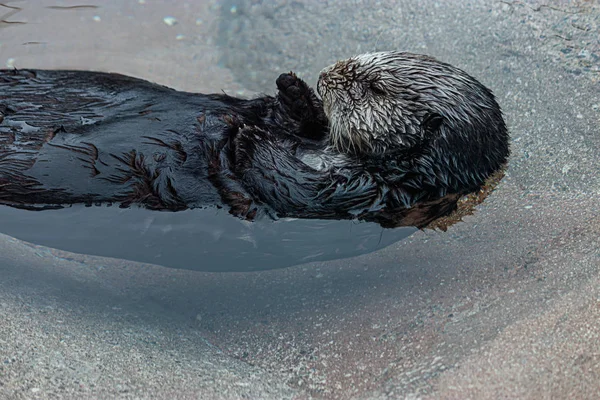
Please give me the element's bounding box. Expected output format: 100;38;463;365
0;69;327;219
0;56;509;228
233;53;510;227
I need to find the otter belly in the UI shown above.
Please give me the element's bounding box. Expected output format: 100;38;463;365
0;204;415;272
0;69;232;209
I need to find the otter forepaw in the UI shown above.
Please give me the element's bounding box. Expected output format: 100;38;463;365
276;72;328;140
277;72;319;119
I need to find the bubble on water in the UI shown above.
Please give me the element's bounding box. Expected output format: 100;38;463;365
163;16;178;26
176;34;185;40
6;58;15;68
93;16;101;22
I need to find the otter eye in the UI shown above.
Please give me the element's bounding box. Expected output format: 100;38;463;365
370;82;386;96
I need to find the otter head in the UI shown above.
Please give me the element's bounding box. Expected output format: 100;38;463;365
317;51;454;156
318;50;510;196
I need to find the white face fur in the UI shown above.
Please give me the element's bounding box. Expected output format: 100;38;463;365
316;51;486;156
316;52;421;155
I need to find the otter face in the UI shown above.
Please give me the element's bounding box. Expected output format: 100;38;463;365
317;52;431;155
317;51;509;196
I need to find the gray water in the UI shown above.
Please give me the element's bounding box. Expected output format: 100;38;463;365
1;205;414;272
1;1;599;399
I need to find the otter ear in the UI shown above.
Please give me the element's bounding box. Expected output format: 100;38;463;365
422;113;443;134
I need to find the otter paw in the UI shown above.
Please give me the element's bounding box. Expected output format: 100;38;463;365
276;72;313;119
276;72;302;95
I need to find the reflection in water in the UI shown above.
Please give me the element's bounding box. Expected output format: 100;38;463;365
1;205;415;272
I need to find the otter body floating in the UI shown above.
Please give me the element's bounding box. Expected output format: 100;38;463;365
0;52;509;271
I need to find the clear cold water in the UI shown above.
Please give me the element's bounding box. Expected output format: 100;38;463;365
1;205;415;271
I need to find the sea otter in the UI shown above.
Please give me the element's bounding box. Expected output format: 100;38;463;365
232;51;509;227
0;51;509;229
